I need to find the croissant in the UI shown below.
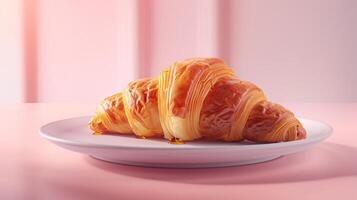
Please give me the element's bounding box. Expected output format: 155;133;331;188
89;58;306;143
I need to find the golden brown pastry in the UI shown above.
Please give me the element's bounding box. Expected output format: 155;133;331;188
89;58;306;143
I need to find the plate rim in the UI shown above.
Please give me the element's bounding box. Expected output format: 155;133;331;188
39;116;333;151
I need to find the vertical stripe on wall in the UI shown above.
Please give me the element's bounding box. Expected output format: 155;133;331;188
0;0;24;103
195;0;219;57
137;0;152;78
23;0;38;102
217;0;231;64
117;0;139;83
135;0;233;76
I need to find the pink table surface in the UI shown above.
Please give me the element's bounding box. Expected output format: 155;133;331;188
2;103;357;200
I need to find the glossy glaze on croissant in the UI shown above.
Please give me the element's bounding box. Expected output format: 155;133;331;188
89;58;306;143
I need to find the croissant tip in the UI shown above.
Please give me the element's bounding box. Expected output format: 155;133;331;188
296;126;307;140
88;116;106;135
285;124;307;141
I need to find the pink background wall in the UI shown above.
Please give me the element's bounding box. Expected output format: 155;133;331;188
1;0;356;103
0;0;24;102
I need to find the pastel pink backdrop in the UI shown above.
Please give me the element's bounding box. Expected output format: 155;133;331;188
1;0;356;103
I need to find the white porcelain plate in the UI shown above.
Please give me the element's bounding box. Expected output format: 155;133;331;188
40;116;332;168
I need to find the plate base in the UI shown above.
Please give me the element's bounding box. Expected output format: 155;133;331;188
90;155;282;168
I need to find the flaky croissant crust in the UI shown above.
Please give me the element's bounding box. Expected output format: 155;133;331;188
89;58;306;143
